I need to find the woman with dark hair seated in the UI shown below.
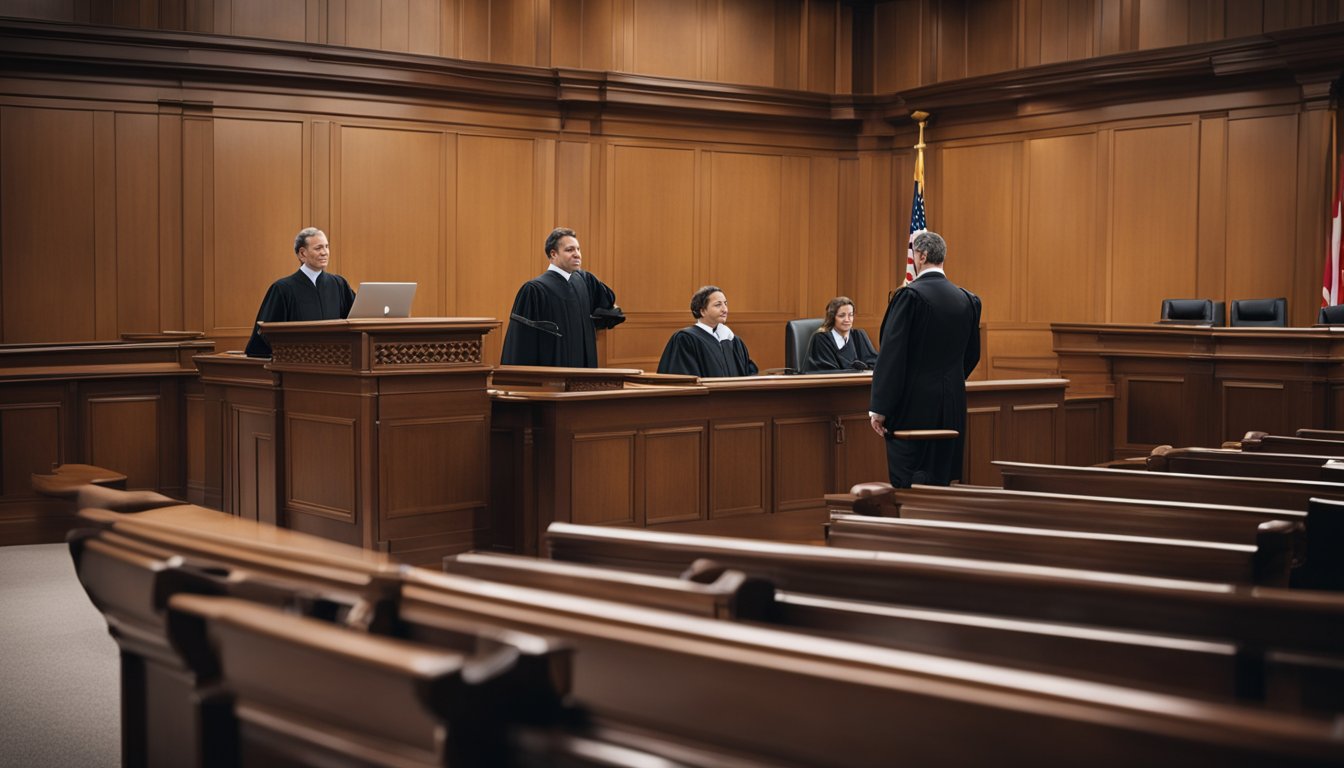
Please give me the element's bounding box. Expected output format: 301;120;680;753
803;296;878;372
657;285;758;378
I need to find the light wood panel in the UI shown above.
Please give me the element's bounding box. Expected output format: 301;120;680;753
938;142;1016;323
228;0;306;41
1025;132;1098;323
632;0;701;80
207;117;305;336
707;151;786;314
337;126;444;315
719;0;776;86
608;145;697;312
116;112;162;334
1110;123;1198;323
455;134;537;361
1;107;97;342
1224;114;1298;305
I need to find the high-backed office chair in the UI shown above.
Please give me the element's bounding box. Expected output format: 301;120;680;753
784;318;824;372
1318;304;1344;325
1229;297;1287;327
1159;299;1224;326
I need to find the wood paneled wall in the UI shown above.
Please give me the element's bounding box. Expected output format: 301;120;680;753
0;4;1341;375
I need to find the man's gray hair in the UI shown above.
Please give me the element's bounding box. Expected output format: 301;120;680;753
294;227;324;254
911;231;946;265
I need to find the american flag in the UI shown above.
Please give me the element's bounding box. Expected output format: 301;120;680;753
906;162;926;285
1323;157;1343;308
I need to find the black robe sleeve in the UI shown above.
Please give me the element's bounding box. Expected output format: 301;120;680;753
852;329;880;368
731;338;759;376
501;280;561;366
657;329;706;376
581;272;625;330
245;281;293;358
803;332;842;372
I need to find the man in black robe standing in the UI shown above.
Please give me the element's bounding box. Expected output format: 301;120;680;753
869;231;981;487
245;227;356;357
657;285;758;377
501;227;623;367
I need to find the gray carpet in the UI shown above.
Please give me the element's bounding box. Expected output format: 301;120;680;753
0;543;120;767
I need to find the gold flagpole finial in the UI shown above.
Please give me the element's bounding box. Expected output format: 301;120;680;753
911;111;930;151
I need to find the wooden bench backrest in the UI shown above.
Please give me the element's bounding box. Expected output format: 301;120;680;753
545;522;1344;656
825;513;1295;586
399;568;1344;767
1148;446;1330;481
854;483;1305;545
166;594;573;768
994;461;1344;590
1241;431;1344;456
442;552;774;620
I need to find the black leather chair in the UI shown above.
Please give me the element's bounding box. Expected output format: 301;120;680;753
1318;304;1344;325
784;318;824;372
1229;297;1287;327
1159;298;1224;326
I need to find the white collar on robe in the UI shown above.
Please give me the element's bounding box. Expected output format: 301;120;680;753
547;264;575;281
299;264;323;285
831;329;850;348
696;321;734;341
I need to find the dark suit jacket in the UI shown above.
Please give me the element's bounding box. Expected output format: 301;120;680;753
870;271;981;485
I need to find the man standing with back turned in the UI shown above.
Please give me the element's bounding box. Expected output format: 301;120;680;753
869;230;981;487
245;227;355;358
501;227;624;367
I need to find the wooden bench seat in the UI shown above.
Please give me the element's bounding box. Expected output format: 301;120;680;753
994;461;1344;589
825;512;1296;586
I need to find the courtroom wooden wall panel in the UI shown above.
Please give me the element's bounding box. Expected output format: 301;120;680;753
632;0;701;80
85;394;160;490
708;151;787;314
1224;113;1299;307
379;415;487;518
185;390;206;504
1025;132;1098;324
286;413;358;521
1110;122;1198;323
805;156;841;317
0;402;62;496
937;142;1017;324
872;0;923;92
964;0;1017;77
1121;375;1188;448
228;0;306;41
570;431;637;525
454;134;539;361
1;106;97;343
719;0;778;87
965;406;1000;486
205;117;305;338
1062;396;1111;466
336;125;446;315
643;426;705;524
710;420;767;517
115;112;164;335
608;145;698;313
772;417;831;513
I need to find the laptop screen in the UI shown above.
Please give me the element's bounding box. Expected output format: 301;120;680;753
348;282;416;318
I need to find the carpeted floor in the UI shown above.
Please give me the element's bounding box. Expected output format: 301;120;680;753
0;543;120;767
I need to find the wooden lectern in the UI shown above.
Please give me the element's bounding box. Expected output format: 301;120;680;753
228;318;498;565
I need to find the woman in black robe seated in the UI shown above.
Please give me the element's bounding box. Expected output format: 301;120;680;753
657;285;758;377
803;296;879;372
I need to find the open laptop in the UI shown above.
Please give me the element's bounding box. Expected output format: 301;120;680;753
348;282;416;318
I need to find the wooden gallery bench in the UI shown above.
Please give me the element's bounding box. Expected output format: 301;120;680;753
993;461;1344;590
824;512;1295;585
70;497;1344;766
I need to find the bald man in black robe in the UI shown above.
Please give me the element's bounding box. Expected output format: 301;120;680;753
244;227;355;358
